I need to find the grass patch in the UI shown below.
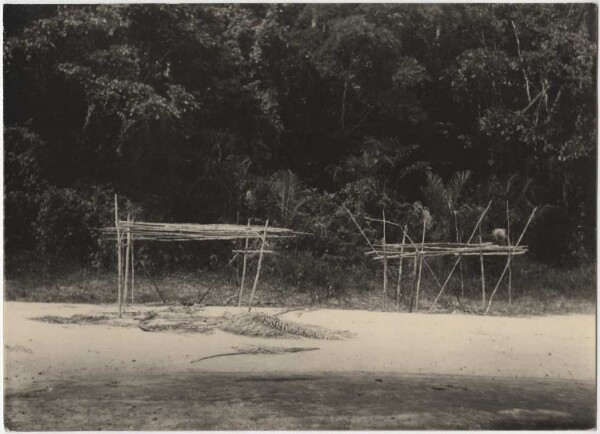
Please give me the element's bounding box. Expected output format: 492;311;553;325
5;256;596;316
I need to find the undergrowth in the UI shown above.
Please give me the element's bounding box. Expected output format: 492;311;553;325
4;254;596;316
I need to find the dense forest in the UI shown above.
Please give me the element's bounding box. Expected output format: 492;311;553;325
4;4;597;280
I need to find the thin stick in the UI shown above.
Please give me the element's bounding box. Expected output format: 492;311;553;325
414;215;427;312
382;209;388;311
479;232;486;309
409;252;417;312
198;253;240;304
507;200;512;304
403;232;444;290
428;201;492;312
138;258;167;304
248;220;269;312
236;212;240;283
114;195;122;318
342;203;379;257
454;211;464;297
396;225;407;310
131;236;135;304
238;219;251;307
191;347;319;364
123;214;131;308
484;207;537;315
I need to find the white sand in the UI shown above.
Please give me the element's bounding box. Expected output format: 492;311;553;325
4;302;595;391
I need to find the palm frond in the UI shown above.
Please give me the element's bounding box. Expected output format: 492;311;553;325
448;170;472;210
271;169;309;223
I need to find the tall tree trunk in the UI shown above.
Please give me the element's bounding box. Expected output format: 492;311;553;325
341;78;348;130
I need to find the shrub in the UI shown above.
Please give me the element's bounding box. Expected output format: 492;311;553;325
32;186;116;263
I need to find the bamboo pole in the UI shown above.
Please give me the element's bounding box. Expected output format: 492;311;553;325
414;216;427;312
401;232;445;292
428;201;492;312
478;231;486;309
396;225;407;311
371;250;527;259
484;207;537;315
248;220;269;312
506;200;512;304
139;259;167;304
238;219;251;307
382;210;388;311
409;253;417;312
454;211;464;298
114;195;122;318
123;214;131;309
131;236;135;304
342;203;380;257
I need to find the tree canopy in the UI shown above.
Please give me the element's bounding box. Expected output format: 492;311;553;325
4;4;597;265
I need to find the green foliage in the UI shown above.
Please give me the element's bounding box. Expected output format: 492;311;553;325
4;3;596;271
33;186;115;261
270;170;309;225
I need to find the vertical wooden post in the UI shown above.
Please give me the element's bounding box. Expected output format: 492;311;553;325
130;235;135;304
478;231;486;309
454;211;464;298
123;214;131;309
409;253;417;312
238;219;251;307
414;216;427;312
396;225;407;311
485;207;537;315
114;195;122;318
506;200;512;304
428;201;492;313
382;210;388;311
248;220;269;312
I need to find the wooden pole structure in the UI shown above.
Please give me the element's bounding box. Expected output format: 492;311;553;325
396;225;407;311
114;195;122;318
428;201;492;312
238;219;251;307
484;207;537;315
478;231;486;309
409;252;417;312
454;211;464;298
506;200;512;304
248;220;269;312
342;203;380;257
403;231;444;291
382;210;388;311
123;213;131;309
139;258;167;304
130;235;135;304
414;216;427;312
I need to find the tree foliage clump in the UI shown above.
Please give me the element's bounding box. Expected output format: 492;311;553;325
4;4;596;268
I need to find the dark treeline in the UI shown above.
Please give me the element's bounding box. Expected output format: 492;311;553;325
4;4;597;272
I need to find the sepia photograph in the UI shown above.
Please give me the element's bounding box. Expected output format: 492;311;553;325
3;2;597;430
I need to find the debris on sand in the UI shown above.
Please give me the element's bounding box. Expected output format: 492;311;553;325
32;314;110;324
219;312;351;340
31;309;352;340
191;344;319;363
139;318;217;333
4;344;33;354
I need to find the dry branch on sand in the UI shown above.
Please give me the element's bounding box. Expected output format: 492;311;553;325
191;345;319;364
